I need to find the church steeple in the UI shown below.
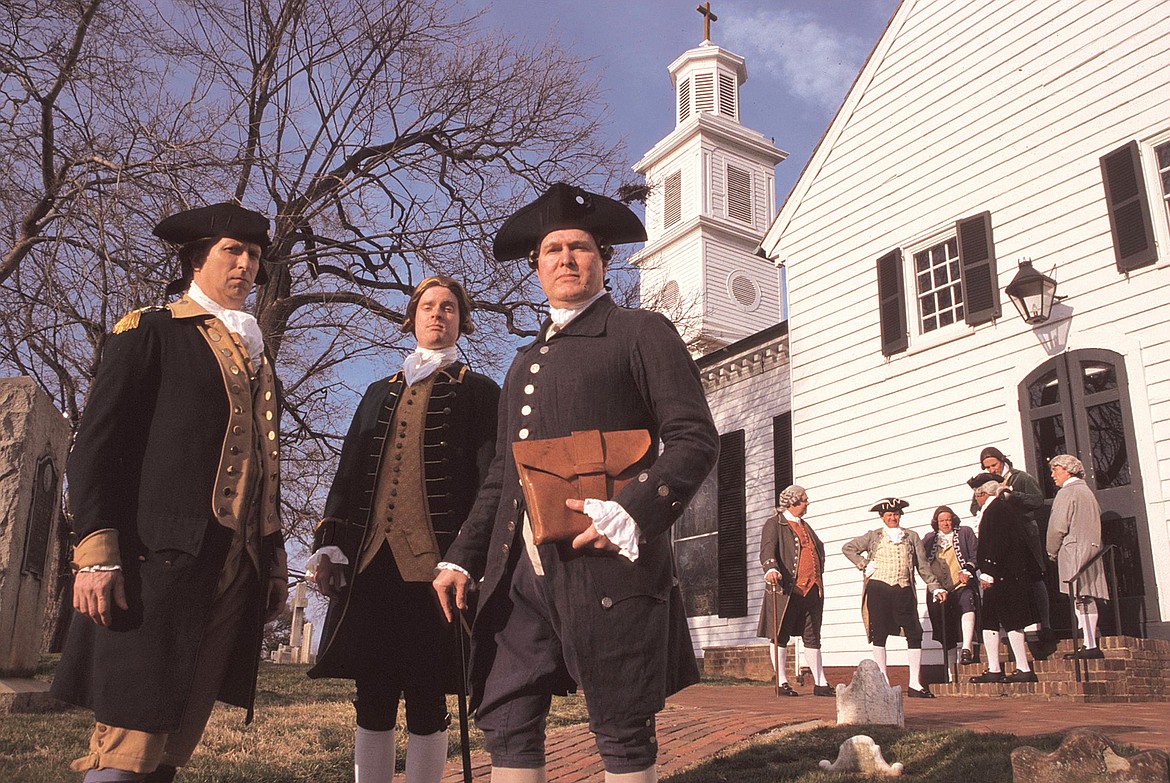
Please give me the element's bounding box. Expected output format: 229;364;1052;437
632;6;787;354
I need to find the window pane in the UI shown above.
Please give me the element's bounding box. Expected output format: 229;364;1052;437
939;309;954;327
675;535;718;617
1082;361;1118;395
1032;415;1065;498
914;237;963;335
1028;370;1060;408
675;472;717;538
1087;401;1130;488
938;287;952;309
915;250;930;273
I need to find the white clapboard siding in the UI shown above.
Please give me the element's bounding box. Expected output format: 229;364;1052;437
758;0;1170;663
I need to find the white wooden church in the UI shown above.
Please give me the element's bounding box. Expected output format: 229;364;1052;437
639;0;1170;676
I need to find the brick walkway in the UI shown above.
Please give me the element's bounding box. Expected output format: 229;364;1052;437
441;682;1170;782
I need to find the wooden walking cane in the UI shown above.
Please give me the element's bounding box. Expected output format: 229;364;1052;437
771;584;780;697
457;610;474;783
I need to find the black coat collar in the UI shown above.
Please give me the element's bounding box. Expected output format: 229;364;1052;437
528;294;615;352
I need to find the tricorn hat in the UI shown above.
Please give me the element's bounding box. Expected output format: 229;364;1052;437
492;183;647;262
870;498;909;515
155;203;271;293
967;472;1002;489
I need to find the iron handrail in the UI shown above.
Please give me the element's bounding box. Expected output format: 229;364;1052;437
1064;543;1121;683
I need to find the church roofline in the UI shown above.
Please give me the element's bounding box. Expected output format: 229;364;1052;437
634;111;787;173
696;320;788;369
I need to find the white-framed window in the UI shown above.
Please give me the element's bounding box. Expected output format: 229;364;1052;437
911;235;963;334
1155;139;1170;223
877;212;999;357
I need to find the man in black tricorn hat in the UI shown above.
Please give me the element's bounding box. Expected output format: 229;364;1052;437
434;183;719;783
52;203;288;782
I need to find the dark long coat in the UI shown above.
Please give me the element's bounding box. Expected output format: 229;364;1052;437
977;497;1040;631
443;296;719;723
755;512;826;640
308;363;499;681
51;305;284;732
923;525;979;645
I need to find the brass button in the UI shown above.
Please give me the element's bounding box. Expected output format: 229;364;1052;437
233;405;243;414
223;487;234;496
518;428;529;440
221;348;232;357
230;446;241;455
530;363;540;373
266;411;273;421
524;384;535;395
521;405;532;416
230;365;240;375
507;520;516;532
638;472;649;482
268;431;276;441
502;543;510;554
270;450;278;458
657;485;670;497
210;333;221;342
232;425;243;435
539;346;550;355
226;466;237;475
601;597;613;609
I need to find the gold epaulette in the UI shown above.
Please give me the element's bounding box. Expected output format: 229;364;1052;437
112;306;165;334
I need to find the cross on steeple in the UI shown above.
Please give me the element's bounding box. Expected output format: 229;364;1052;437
696;2;718;42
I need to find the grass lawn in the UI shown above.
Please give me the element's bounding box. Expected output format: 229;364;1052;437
1;657;1076;782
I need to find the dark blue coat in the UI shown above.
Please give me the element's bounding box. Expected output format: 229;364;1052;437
444;295;718;721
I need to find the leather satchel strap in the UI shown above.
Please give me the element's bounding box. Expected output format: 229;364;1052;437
569;430;608;500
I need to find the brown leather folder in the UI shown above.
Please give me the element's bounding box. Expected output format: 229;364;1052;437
512;429;651;545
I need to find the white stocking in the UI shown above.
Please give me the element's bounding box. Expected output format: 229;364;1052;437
604;767;657;782
1007;630;1031;672
771;642;789;684
871;645;888;682
907;648;923;690
490;768;547;783
982;629;1002;672
804;647;827;687
961;611;976;651
355;726;396;783
1077;599;1100;648
405;730;448;783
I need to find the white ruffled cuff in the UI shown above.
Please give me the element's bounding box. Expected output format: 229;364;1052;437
305;546;349;588
864;560;878;578
583;498;640;562
436;561;472;579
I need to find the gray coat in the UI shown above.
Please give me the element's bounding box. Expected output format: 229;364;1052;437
1046;479;1109;599
443;295;719;722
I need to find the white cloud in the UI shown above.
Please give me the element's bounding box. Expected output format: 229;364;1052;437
724;10;869;115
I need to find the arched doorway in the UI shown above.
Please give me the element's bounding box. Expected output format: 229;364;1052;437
1019;348;1155;637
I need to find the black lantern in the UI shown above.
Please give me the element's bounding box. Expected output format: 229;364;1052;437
1005;260;1058;324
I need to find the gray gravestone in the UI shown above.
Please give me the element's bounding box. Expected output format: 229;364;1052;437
0;377;70;709
836;658;904;728
1012;729;1169;783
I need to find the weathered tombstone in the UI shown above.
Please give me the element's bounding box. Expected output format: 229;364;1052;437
1012;728;1169;783
836;658;904;728
819;735;904;776
0;377;71;711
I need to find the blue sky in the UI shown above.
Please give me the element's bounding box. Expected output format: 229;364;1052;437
466;0;900;202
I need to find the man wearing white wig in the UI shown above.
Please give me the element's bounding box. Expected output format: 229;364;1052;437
1046;454;1110;660
756;485;833;696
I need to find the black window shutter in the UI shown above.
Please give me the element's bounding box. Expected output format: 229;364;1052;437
772;412;793;505
716;429;747;618
876;249;907;356
957;211;1000;325
1101;141;1157;272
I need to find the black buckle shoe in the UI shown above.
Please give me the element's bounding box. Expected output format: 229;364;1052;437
1004;669;1038;683
777;682;800;696
970;670;1006;683
959;649;974;665
813;684;834;697
906;686;935;698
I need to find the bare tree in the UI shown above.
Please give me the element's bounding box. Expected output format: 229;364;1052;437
1;0;630;551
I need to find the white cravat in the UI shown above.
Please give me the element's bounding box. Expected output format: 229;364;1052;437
402;345;458;386
545;290;607;339
883;526;906;544
937;530;955;551
187;281;265;363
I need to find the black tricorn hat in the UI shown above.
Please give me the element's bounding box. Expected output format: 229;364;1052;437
870;498;909;515
492;182;647;262
155;203;271;293
967;472;1002;489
